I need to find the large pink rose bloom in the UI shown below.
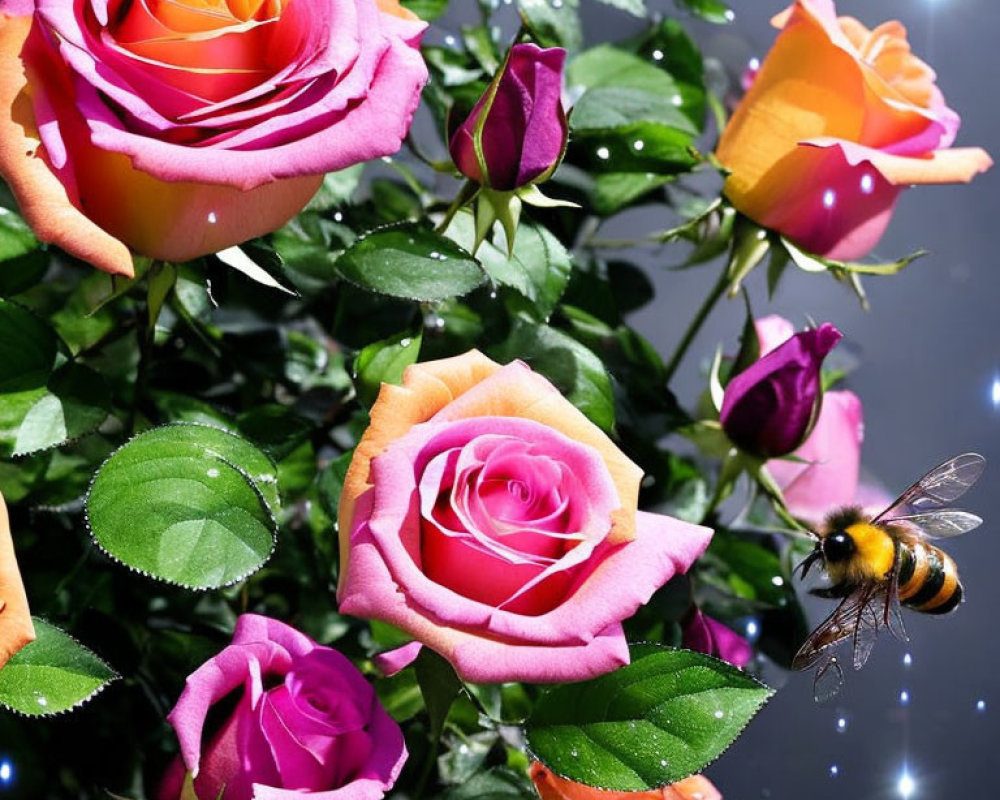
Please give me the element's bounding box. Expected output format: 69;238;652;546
159;614;406;800
0;0;427;275
337;351;713;684
756;316;865;526
716;0;991;260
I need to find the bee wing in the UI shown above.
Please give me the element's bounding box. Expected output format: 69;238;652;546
813;657;844;704
874;453;986;523
792;588;872;671
882;510;983;539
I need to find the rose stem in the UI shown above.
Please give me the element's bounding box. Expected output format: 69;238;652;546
663;260;731;385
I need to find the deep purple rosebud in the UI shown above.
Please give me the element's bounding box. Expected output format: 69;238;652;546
682;609;753;669
449;43;568;191
720;322;842;459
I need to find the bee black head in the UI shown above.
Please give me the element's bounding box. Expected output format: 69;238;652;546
822;530;855;563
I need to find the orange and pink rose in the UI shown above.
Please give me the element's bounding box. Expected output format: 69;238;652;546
0;0;427;275
337;351;712;684
717;0;992;260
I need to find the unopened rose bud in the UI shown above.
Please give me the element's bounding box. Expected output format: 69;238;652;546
449;43;568;191
720;323;842;459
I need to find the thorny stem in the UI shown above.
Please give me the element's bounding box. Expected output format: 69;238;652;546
663;259;732;385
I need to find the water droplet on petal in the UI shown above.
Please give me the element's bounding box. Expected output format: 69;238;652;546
822;189;837;209
977;699;987;712
860;173;875;194
903;652;912;667
830;765;839;777
836;716;847;733
207;211;218;224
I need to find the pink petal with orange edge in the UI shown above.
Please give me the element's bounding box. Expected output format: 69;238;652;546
0;15;134;275
803;136;994;185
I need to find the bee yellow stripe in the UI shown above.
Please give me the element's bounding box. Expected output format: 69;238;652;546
897;543;928;601
913;551;960;612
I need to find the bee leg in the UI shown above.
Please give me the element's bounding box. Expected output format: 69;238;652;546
796;550;823;579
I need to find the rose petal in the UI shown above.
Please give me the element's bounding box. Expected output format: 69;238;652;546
802;136;994;186
340;501;712;683
372;641;422;677
0;13;133;275
0;492;34;671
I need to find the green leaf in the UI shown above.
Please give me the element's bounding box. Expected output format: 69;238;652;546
0;300;110;457
305;164;365;211
0;299;55;392
445;768;536;800
2;362;111;458
0;619;118;716
317;451;353;522
336;224;485;302
700;531;792;610
401;0;449;21
525;645;773;790
491;321;615;433
569;46;698;135
414;646;463;742
354;330;422;408
86;424;279;589
517;0;582;51
593;0;645;16
674;0;733;24
445;213;572;320
591;172;673;216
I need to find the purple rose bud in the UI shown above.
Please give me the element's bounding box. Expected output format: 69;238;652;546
720;323;842;459
449;43;568;191
682;609;753;669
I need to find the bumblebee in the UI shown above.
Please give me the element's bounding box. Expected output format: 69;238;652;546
792;452;985;701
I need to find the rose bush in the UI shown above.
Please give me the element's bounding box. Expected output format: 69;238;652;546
0;0;427;275
716;0;992;260
159;614;406;800
337;350;712;684
720;322;842;459
0;491;33;669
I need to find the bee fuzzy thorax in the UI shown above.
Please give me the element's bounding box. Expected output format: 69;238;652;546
818;508;895;584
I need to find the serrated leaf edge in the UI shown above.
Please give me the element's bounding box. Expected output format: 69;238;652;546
0;617;120;718
523;644;775;791
83;422;279;591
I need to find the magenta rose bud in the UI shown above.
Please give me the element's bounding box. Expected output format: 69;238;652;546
449;43;568;191
720;323;842;459
158;615;406;800
682;609;753;669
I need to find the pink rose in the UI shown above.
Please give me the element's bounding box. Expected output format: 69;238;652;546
159;614;406;800
755;316;863;525
0;0;427;275
715;0;991;260
337;351;713;684
681;609;752;669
